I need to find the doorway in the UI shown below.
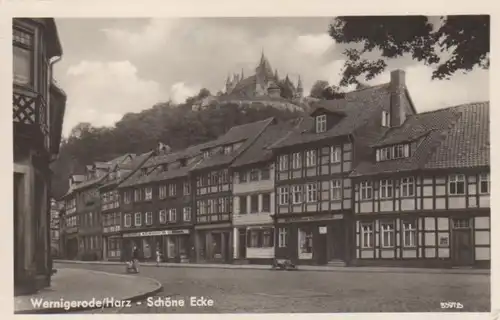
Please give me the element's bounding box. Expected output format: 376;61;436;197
451;218;473;266
327;221;345;261
238;228;246;259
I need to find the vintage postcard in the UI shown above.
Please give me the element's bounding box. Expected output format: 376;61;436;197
6;3;492;317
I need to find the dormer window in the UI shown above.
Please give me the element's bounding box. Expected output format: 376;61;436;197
315;115;327;133
203;150;210;159
223;145;232;155
376;144;410;162
382;111;391;127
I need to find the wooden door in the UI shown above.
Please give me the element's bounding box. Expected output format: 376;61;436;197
330;222;345;260
238;228;246;259
452;229;473;266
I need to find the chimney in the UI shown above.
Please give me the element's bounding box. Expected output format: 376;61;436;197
390;69;407;126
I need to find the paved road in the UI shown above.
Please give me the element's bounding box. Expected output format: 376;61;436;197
54;263;490;313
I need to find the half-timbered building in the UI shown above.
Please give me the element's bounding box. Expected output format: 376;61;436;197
231;121;293;264
13;18;66;294
269;70;417;266
191;118;275;263
350;102;490;268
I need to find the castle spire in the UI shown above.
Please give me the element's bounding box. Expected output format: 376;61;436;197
297;75;303;89
274;69;279;80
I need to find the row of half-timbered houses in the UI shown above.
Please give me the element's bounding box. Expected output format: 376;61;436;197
59;69;490;268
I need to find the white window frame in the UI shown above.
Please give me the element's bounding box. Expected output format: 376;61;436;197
479;173;490;194
134;212;141;226
379;179;393;199
448;174;466;195
279;155;289;171
361;223;373;248
330;179;342;200
278;227;287;248
360;181;373;200
380;222;395;248
145;212;153;225
400;177;415;197
306;183;317;203
183;207;191;222
316;114;327;133
306;150;317;167
168;184;176;197
159;185;167;199
382;111;390;127
168;208;177;222
183;182;191;195
330;146;341;163
278;187;289;205
402;221;416;248
292;185;303;204
124;214;132;227
159;209;167;224
145;187;153;200
124;191;131;204
134;189;141;202
292;152;302;169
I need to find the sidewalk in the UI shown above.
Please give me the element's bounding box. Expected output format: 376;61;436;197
54;259;490;275
14;268;162;314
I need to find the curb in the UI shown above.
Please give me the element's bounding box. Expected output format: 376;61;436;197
14;269;163;314
54;260;490;275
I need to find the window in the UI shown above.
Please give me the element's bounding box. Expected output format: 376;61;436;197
168;209;177;222
380;222;395;248
203;150;210;159
330;146;341;163
250;169;259;181
379;179;393;199
145;187;153;200
239;171;247;183
123;191;130;204
453;218;470;229
279;155;288;171
448;174;465;195
250;195;259;213
124;214;132;227
223;145;232;155
330;180;342;200
360;181;372;200
159;185;167;199
292;185;303;204
361;223;373;248
400;177;415;197
145;212;153;225
306;150;317;167
168;184;176;197
261;167;270;180
376;144;410;161
262;193;271;212
134;189;141;202
248;229;260;247
221;170;229;183
298;228;313;254
479;173;490;194
402;221;416;248
262;228;274;247
183;182;191;195
306;183;317;202
183;207;191;222
382;111;390;127
239;196;247;214
13;28;34;86
134;212;141;226
159;210;167;224
278;187;289;205
316;114;327;133
278;228;287;248
292;152;302;169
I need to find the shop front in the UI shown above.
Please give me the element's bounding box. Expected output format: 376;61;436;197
195;223;232;263
275;212;351;265
103;235;122;261
122;229;193;263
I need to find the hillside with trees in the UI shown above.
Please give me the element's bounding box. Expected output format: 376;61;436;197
51;89;304;199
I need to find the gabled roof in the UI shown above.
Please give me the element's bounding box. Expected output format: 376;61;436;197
231;120;294;168
191;117;275;171
350;101;489;177
100;151;155;190
269;84;392;149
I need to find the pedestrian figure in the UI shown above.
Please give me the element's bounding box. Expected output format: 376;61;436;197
132;245;140;273
155;248;162;267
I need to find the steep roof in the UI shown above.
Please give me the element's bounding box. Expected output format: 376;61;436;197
269;84;392;149
191;117;274;171
231;121;294;168
350;101;489;177
100;151;155;190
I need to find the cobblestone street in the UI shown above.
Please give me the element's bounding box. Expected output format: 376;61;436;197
53;263;490;313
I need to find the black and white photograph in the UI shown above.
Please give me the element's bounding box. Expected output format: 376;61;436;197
10;10;491;315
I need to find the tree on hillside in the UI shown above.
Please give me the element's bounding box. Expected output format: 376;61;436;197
329;15;490;86
309;80;345;100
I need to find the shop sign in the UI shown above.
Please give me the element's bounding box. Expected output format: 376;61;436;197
278;213;344;224
319;226;327;234
332;214;344;220
123;229;190;238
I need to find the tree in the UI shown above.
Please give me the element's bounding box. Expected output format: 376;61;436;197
310;80;330;99
329;15;490;86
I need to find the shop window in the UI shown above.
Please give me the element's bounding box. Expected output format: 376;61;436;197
167;237;176;259
298;228;313;259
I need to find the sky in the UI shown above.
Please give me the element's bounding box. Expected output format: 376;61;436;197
54;17;490;137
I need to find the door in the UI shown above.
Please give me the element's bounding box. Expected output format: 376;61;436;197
238;228;246;259
224;232;231;262
329;222;345;261
452;222;473;266
316;227;327;265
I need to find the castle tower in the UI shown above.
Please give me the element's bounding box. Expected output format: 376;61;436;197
296;75;304;98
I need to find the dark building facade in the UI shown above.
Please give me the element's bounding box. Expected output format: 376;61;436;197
13;18;66;294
